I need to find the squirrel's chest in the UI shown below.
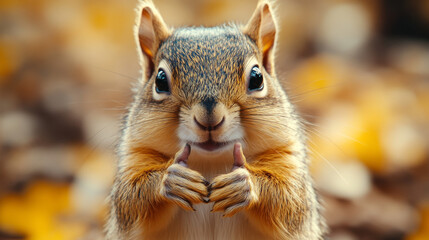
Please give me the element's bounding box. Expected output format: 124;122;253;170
150;151;265;240
152;205;265;240
186;150;236;180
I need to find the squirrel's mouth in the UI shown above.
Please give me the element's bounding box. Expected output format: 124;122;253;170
192;139;232;152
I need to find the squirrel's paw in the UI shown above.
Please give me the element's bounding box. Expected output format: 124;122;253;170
160;145;209;211
209;167;258;217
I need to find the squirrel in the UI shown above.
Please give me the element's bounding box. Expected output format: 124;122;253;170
106;0;326;239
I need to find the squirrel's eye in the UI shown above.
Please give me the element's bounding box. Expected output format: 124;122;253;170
155;69;170;93
248;66;264;91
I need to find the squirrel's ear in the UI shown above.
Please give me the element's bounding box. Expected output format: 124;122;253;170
244;1;277;74
137;2;171;80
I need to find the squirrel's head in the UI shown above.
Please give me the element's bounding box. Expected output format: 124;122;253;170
126;0;297;156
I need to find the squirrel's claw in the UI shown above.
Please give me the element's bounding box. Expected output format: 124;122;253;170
165;193;195;211
223;199;250;217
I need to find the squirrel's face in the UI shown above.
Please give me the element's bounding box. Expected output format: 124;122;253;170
138;27;282;154
125;1;292;156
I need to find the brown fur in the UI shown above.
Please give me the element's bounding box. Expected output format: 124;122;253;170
106;0;326;239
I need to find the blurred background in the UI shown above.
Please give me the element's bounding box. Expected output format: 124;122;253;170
0;0;428;239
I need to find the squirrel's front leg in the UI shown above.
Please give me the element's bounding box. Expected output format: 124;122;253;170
161;144;209;211
107;145;208;239
209;143;258;217
209;143;321;239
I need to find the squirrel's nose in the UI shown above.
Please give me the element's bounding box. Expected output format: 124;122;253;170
194;116;225;131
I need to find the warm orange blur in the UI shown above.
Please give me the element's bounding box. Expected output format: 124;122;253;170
0;0;428;239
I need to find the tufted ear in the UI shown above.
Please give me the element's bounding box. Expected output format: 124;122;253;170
244;1;277;75
137;1;171;81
